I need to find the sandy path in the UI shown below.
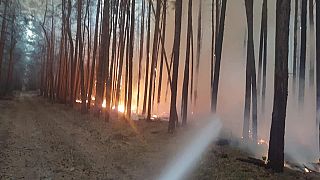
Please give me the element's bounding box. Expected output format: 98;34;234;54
0;93;172;180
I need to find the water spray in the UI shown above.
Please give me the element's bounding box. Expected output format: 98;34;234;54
158;117;222;180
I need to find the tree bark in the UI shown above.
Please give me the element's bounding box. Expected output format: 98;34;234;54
316;0;320;153
211;0;227;113
299;0;307;106
147;0;161;121
267;0;291;172
181;0;193;126
168;0;183;133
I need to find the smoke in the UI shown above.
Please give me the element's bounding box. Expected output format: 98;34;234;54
158;117;222;180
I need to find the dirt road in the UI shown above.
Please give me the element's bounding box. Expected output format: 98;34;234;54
0;93;173;179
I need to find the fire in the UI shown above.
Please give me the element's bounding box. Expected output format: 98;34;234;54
111;104;125;113
75;99;88;103
102;99;106;108
257;139;268;146
150;114;158;120
76;99;82;103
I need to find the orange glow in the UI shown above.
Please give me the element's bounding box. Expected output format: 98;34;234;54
76;99;82;103
257;139;268;146
102;99;107;108
150;114;158;120
111;104;125;113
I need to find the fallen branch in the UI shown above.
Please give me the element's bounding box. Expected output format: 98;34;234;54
236;157;266;167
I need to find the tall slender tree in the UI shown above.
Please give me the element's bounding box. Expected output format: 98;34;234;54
316;0;320;152
194;0;202;107
310;0;315;87
157;0;167;105
243;0;258;142
142;0;151;115
211;0;227;113
299;0;307;105
137;0;145;113
0;0;8;83
147;0;161;122
181;0;193;126
168;0;183;133
293;0;299;95
267;0;291;172
87;0;101;110
127;0;135;118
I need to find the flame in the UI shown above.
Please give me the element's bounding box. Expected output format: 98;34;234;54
257;139;268;146
111;104;125;113
150;114;158;120
76;99;82;103
75;99;88;103
102;99;106;108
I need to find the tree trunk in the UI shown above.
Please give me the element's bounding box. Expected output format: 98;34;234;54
0;0;8;84
142;0;151;116
194;0;202;107
127;0;135;118
243;0;258;142
316;0;320;153
168;0;183;133
210;0;215;112
293;0;298;95
181;0;193;126
310;0;315;87
137;0;145;113
261;0;268;113
157;0;167;105
211;0;227;113
267;0;291;172
87;0;101;110
299;0;307;106
147;0;161;121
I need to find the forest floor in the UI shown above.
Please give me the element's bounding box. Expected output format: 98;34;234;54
0;92;320;180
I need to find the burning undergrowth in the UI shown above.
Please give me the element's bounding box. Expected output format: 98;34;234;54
215;127;320;175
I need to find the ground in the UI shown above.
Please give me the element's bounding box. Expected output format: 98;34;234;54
0;92;319;180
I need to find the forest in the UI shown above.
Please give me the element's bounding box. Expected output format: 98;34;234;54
0;0;320;179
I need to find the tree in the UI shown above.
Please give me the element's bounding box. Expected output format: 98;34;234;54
316;0;320;152
211;0;227;113
77;0;86;112
257;0;268;113
293;0;298;95
137;0;145;113
127;0;135;118
243;0;258;142
147;0;161;121
267;0;291;172
299;0;307;105
157;0;167;106
194;0;202;107
142;0;151;115
168;0;183;133
96;0;110;116
309;0;315;87
87;0;101;110
210;0;215;112
181;0;193;126
0;0;8;83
